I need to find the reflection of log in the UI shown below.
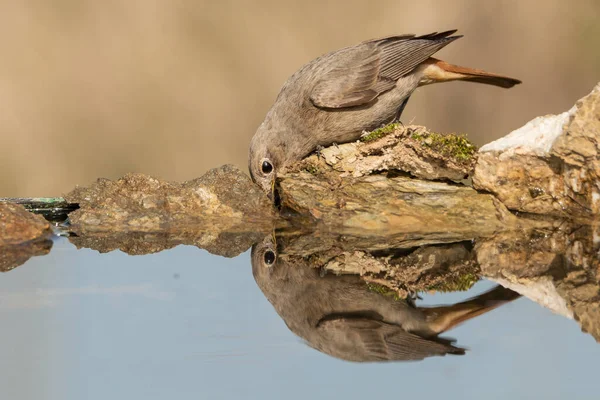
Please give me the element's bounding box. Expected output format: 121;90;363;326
320;243;479;299
270;219;600;343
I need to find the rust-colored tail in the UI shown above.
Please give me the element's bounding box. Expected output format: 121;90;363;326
421;57;522;88
422;285;521;334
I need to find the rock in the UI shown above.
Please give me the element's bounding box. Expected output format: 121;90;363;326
65;164;275;230
473;83;600;217
0;202;52;246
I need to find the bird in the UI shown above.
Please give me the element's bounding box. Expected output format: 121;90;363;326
248;30;521;197
251;235;520;362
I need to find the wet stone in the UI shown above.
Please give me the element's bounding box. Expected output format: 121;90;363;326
64;164;275;230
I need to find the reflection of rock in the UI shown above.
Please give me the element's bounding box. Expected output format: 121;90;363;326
0;238;53;272
476;225;600;341
0;202;52;246
252;235;519;363
65;164;274;230
474;83;600;217
69;227;270;258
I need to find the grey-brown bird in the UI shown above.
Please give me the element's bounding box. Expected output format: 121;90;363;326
251;236;520;362
249;30;521;195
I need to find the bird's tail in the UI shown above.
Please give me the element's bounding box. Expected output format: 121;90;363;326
420;57;522;88
422;285;521;334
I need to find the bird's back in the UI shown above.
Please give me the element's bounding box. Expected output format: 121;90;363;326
264;31;462;153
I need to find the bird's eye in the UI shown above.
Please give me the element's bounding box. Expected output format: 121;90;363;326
263;250;276;265
261;160;273;175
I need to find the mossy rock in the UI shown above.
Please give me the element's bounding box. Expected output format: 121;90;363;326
366;282;404;301
410;130;477;164
427;272;480;292
360;122;403;142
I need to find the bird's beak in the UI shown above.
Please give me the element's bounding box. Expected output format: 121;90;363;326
267;176;277;203
270;230;277;247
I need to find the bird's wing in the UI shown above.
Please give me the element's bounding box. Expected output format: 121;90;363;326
309;45;387;109
309;30;461;109
316;317;465;362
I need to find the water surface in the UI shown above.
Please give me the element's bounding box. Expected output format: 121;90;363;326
1;235;598;400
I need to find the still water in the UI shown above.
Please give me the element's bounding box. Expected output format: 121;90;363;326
1;235;599;400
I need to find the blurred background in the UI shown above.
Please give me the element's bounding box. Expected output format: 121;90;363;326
0;0;598;196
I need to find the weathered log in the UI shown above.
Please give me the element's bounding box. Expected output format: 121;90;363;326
278;171;518;244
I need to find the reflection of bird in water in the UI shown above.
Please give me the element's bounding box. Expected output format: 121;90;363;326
251;236;520;362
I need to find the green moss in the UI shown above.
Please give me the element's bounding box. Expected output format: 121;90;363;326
367;283;402;300
410;131;476;163
304;165;319;175
360;122;402;142
427;272;479;293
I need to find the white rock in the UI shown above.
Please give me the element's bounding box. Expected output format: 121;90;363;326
479;105;576;156
490;276;573;319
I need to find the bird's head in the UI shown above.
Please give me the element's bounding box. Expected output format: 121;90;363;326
250;233;278;282
248;124;284;201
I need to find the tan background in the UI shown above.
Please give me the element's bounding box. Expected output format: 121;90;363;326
0;0;598;196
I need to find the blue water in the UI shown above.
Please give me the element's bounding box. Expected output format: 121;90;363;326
1;236;598;400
